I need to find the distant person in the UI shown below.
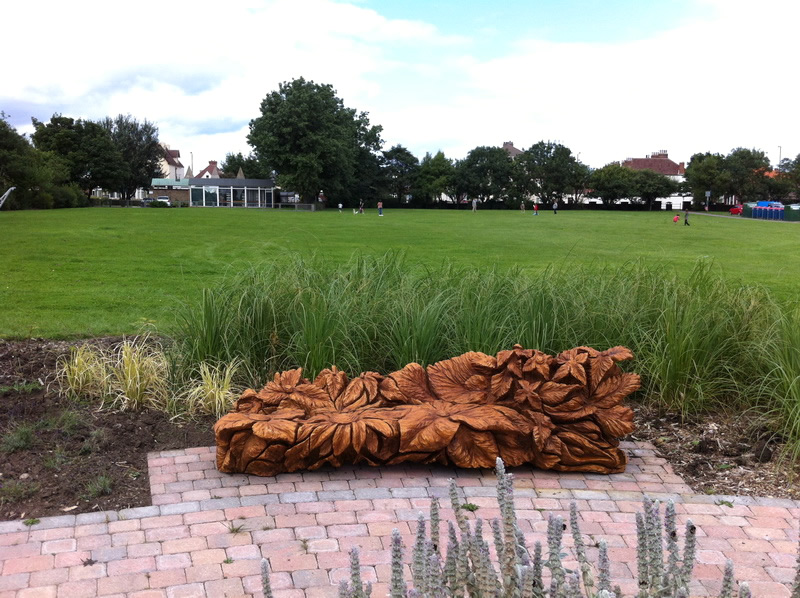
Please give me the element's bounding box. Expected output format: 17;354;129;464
338;203;343;213
520;201;525;214
378;200;383;216
552;201;558;214
472;198;477;212
359;200;365;214
684;209;690;226
673;214;680;224
533;203;539;216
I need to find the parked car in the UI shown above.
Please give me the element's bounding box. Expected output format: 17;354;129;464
729;204;743;215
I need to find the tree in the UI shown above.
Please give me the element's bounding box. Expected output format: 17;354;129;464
32;115;124;196
589;163;637;205
416;151;453;206
568;161;592;204
220;152;273;179
632;169;678;209
102;114;163;204
515;141;580;207
381;145;419;207
459;146;515;206
248;77;383;202
1;114;83;210
778;153;800;198
684;152;729;205
724;148;771;202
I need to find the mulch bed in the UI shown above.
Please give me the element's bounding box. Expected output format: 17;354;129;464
1;338;798;520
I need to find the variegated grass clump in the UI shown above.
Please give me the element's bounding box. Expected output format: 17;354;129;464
56;337;169;409
259;457;785;598
56;337;244;418
181;359;241;419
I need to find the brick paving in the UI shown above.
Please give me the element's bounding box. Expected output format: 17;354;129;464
1;441;798;597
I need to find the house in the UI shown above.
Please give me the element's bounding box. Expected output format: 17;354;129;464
621;150;685;183
160;144;185;180
196;160;223;178
502;141;523;159
620;150;689;209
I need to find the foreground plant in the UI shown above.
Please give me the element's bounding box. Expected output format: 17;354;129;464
261;458;783;597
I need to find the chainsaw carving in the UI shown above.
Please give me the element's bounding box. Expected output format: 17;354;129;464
214;345;639;476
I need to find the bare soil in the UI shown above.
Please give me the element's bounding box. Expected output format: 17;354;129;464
1;339;798;521
0;339;215;520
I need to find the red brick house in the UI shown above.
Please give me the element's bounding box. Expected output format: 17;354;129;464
621;150;685;182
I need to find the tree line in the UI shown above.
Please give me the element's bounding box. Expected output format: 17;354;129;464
3;76;799;210
1;112;162;209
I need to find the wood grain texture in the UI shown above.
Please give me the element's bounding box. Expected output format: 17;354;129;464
214;345;639;475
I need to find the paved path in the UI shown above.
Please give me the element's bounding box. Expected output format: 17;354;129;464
1;442;797;597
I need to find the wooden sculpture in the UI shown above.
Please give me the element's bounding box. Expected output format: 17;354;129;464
214;345;639;476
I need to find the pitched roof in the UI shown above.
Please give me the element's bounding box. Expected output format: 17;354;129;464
196;160;222;178
502;141;523;158
162;146;184;168
621;151;685;176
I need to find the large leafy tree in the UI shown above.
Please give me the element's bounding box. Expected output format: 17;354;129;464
248;77;383;202
589;163;637;205
381;145;419;207
515;141;581;206
459;146;515;205
684;152;729;204
32;114;124;196
724;147;771;202
1;114;82;210
633;169;678;209
778;153;800;198
416;151;453;206
101;114;163;203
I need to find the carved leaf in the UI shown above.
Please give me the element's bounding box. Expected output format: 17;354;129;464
591;372;642;410
522;351;553;379
427;353;496;404
446;428;499;468
252;417;300;444
595;404;636;439
380;363;436;405
396;405;461;453
313;367;348;401
335;375;381;412
552;359;587;385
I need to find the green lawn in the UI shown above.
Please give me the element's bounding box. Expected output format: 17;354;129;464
1;207;797;338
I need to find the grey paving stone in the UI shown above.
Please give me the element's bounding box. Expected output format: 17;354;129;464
30;515;77;530
198;498;241;511
0;520;26;533
571;490;611;500
390;488;428;499
317;490;356;501
160;501;203;515
76;511;118;525
279;492;318;503
462;487;498;497
118;506;160;520
240;494;280;507
354;488;392;499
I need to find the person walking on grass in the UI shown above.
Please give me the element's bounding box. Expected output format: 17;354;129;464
472;198;477;212
552;201;558;215
684;209;690;226
520;200;525;214
533;203;539;216
378;200;383;216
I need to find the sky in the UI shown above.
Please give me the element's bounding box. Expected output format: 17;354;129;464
3;0;798;172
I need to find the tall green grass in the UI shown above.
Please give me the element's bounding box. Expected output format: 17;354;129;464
169;253;780;415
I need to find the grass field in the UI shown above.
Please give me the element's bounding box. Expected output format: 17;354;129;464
1;207;798;338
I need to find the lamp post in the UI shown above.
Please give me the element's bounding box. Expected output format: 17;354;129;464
778;146;782;165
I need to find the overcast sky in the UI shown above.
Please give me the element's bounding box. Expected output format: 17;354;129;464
3;0;797;172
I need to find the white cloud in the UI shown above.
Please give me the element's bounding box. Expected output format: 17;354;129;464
3;0;798;171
